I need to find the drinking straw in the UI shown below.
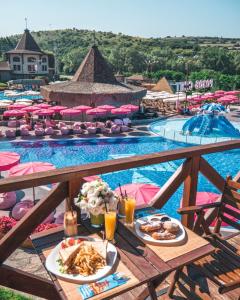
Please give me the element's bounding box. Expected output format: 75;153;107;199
124;190;128;200
118;183;124;199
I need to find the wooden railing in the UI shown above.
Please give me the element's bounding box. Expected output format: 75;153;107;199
0;140;240;298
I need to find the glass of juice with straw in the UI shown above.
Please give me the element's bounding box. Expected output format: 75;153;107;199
105;210;117;241
125;197;136;226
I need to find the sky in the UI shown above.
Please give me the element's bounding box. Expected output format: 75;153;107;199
0;0;239;38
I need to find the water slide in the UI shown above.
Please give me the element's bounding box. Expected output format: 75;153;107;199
198;115;212;135
217;116;240;137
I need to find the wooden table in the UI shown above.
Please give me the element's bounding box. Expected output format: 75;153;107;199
31;219;214;300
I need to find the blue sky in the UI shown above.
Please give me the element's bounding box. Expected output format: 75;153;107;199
0;0;239;38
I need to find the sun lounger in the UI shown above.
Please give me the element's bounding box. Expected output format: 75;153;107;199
20;128;30;136
60;127;70;135
35;128;45;136
87;126;97;134
5;129;16;138
121;125;129;132
0;192;16;209
73;127;82;134
45;127;54;135
111;125;121;133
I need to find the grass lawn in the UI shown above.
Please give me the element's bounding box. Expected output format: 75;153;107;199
0;288;31;300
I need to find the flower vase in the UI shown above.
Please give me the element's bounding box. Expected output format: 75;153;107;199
90;213;104;228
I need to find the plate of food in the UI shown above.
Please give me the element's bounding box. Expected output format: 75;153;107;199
135;214;186;246
45;237;118;283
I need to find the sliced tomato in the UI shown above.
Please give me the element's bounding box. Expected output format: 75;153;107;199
61;242;67;249
67;237;75;246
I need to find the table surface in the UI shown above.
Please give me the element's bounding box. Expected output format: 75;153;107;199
31;217;214;300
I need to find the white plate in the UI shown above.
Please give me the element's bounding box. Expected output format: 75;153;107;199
135;215;186;246
45;237;118;283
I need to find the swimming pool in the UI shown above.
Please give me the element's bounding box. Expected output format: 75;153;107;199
1;136;239;219
150;118;240;144
0;91;42;101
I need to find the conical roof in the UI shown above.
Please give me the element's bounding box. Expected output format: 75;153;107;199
72;45;118;84
152;77;173;94
41;45;146;106
7;29;43;54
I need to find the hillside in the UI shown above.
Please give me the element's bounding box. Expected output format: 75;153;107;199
0;28;240;89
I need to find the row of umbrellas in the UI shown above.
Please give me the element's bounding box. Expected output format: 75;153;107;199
2;104;139;118
188;90;240;104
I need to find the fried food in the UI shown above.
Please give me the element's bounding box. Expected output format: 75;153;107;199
59;241;106;276
151;231;176;240
163;221;180;234
140;221;162;233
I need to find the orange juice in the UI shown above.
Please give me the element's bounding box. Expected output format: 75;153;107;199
104;211;117;241
125;198;136;225
64;211;78;236
118;199;125;217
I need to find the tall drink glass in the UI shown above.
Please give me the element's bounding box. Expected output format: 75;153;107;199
125;198;136;226
104;210;117;241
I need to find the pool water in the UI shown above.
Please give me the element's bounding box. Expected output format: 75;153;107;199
150;118;240;144
0;91;42;101
1;136;239;219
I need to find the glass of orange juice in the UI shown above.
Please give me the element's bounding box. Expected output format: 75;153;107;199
104;210;117;241
125;198;136;226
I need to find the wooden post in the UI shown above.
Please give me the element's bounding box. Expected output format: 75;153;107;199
182;156;200;228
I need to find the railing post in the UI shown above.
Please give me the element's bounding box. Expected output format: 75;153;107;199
181;156;200;228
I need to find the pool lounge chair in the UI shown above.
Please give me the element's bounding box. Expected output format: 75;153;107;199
60;127;70;135
35;128;45;136
45;127;54;135
172;176;240;296
121;125;129;132
5;129;16;138
87;126;97;134
73;126;82;134
114;119;123;126
20;127;30;136
111;125;121;134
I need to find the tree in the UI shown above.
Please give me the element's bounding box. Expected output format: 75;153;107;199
61;48;88;74
124;47;146;73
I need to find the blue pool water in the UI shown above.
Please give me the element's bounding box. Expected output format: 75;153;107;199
1;136;239;219
0;91;42;101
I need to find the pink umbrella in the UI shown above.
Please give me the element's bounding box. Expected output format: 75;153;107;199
115;183;160;208
83;175;101;182
34;103;52;109
9;161;55;202
224;91;240;96
51;106;67;113
74;105;92;112
97;105;116;112
8;104;28;110
86;108;107;116
181;192;237;227
111;108;131;115
60;108;82;116
0;152;20;172
22;106;40;113
215;90;225;94
120;104;139;112
35;109;55;116
217;96;238;103
3;110;25;117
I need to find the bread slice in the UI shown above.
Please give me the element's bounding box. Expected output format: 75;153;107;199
59;243;81;267
82;240;108;260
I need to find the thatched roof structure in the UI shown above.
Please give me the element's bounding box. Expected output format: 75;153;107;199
41;46;146;107
7;29;44;55
152;77;173;94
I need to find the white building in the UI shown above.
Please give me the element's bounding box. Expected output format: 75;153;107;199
3;29;54;80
